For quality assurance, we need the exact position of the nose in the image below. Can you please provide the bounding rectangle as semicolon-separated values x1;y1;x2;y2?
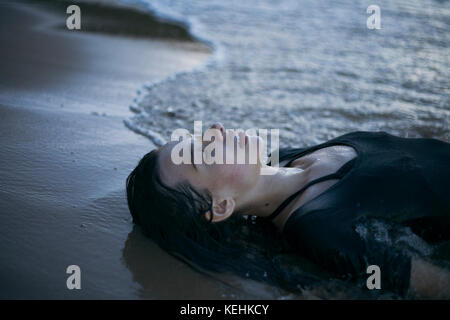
210;122;225;134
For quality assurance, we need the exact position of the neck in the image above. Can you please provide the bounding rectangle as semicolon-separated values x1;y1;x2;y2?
236;164;307;219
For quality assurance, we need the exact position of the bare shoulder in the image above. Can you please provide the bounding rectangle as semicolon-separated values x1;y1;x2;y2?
273;145;358;231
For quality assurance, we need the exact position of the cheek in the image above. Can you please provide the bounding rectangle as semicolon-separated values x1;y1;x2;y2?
200;137;263;193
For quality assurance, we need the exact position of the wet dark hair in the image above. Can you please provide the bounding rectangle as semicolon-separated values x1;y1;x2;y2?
126;149;322;295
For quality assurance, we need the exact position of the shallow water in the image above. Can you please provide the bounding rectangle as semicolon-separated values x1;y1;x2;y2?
119;0;450;299
125;0;449;147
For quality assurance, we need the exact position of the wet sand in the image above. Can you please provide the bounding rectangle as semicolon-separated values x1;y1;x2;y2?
0;1;260;299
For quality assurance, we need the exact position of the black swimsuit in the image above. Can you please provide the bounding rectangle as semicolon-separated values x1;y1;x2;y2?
266;131;450;296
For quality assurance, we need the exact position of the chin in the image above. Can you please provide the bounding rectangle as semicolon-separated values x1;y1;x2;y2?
246;135;265;165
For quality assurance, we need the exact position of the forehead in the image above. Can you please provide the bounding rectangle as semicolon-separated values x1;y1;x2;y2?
158;140;191;188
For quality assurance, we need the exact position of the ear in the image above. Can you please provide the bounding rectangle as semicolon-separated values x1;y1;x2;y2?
204;197;235;223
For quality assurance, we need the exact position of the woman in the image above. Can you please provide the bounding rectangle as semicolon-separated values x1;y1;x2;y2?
126;122;450;299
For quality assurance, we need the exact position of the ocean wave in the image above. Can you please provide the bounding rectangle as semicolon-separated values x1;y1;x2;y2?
122;0;449;147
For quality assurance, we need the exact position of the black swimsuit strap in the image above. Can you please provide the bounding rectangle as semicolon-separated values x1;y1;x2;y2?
265;157;357;222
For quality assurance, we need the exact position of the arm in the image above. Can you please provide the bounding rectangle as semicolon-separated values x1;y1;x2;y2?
408;257;450;299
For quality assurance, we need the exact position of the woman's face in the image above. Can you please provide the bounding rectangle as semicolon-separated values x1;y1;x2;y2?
157;123;264;202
